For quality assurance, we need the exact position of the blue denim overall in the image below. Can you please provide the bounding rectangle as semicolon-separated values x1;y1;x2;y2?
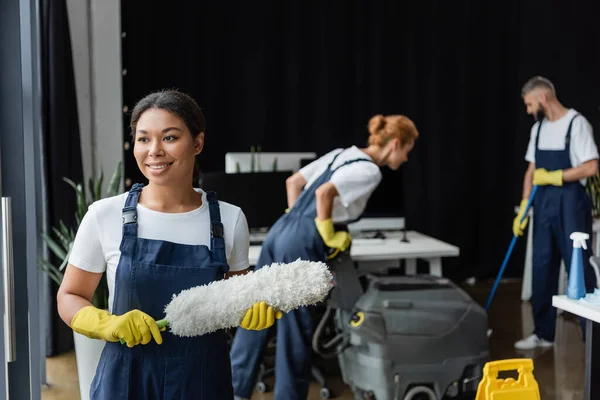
230;150;374;399
532;114;597;341
90;183;234;399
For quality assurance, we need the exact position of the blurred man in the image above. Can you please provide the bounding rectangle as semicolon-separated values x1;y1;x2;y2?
514;76;599;349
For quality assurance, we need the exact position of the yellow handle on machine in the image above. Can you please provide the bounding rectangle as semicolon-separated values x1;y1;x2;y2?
475;358;540;400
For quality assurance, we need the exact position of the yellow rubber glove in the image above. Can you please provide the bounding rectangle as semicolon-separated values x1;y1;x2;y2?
240;301;282;330
512;199;530;237
315;218;352;253
533;168;563;186
71;306;163;348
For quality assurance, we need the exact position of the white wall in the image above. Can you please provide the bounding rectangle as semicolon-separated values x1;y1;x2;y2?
65;0;93;189
66;0;123;194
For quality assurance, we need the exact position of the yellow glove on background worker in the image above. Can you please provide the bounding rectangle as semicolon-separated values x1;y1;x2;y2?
71;306;163;348
240;301;282;330
513;199;530;237
512;168;561;237
533;168;563;186
315;218;352;253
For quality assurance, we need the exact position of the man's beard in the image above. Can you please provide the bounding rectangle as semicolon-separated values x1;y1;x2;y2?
534;105;546;121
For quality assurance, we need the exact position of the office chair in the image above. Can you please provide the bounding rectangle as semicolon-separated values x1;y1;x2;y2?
254;301;335;400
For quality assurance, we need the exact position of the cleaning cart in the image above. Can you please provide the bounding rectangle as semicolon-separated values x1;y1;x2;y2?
313;251;490;400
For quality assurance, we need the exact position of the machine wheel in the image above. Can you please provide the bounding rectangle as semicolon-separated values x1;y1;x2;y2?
255;381;270;393
320;387;331;399
353;389;375;400
403;385;437;400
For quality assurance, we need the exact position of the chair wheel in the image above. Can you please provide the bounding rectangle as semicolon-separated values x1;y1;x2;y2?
320;387;331;399
256;381;269;393
353;389;374;400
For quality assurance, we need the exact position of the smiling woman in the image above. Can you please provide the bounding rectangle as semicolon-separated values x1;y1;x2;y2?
129;91;204;191
56;89;280;399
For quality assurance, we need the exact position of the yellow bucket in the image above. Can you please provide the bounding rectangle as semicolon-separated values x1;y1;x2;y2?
475;358;540;400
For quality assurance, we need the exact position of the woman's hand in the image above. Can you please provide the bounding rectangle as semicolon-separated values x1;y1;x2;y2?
71;306;163;347
240;301;282;330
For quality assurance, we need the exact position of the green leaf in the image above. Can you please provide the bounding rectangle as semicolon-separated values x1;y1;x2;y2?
51;226;71;251
106;161;123;197
42;232;67;260
76;183;87;221
95;170;104;201
58;243;73;272
62;177;78;192
88;177;96;204
59;220;71;240
64;177;88;222
38;258;63;286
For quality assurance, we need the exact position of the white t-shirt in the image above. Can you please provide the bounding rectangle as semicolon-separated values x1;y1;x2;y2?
68;189;250;312
298;146;382;223
525;108;599;185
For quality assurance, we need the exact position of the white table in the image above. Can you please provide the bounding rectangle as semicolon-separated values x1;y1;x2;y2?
552;295;600;400
347;217;405;233
248;230;460;277
518;206;600;301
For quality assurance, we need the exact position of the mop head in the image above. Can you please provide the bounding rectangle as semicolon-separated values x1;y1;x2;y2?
163;259;334;337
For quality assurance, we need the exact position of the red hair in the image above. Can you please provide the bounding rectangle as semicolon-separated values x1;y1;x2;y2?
367;114;419;147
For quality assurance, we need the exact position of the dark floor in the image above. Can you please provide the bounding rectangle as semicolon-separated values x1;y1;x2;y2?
43;279;585;400
467;279;584;400
252;279;585;400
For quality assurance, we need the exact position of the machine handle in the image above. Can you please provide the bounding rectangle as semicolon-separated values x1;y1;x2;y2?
382;299;412;309
483;358;533;376
1;198;16;362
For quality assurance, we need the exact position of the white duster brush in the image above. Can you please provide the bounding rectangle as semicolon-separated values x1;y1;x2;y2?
159;259;333;337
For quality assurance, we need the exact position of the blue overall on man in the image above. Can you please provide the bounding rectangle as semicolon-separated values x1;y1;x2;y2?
514;76;599;350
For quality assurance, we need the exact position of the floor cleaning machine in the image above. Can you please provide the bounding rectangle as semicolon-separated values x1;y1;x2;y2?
313;251;490;400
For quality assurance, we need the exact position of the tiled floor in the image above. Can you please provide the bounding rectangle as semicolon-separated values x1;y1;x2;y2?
41;280;586;399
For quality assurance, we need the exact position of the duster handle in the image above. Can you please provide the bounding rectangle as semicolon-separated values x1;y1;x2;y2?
119;318;170;344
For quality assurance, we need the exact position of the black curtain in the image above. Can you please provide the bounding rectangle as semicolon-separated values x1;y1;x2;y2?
120;0;600;282
40;0;84;356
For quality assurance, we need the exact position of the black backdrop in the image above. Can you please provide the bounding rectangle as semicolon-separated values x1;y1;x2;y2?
41;0;83;356
120;0;600;282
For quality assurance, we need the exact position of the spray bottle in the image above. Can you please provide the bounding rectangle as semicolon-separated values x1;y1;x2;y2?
567;232;589;300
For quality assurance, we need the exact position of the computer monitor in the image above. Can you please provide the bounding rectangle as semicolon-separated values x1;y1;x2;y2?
300;157;315;168
199;171;290;231
360;167;404;218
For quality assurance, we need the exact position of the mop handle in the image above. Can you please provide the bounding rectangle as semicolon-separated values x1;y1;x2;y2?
119;318;169;345
485;185;538;311
518;185;538;223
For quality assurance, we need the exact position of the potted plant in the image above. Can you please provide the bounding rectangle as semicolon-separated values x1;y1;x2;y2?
586;172;600;218
39;161;122;400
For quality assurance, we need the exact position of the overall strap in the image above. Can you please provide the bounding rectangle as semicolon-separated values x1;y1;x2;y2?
534;113;580;150
325;149;345;170
206;191;228;271
331;157;375;173
534;120;543;150
121;183;144;237
298;149;346;196
564;113;580;147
